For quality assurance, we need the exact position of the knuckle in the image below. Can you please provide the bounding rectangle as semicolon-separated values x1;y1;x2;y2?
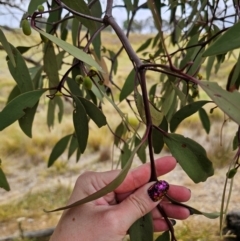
128;194;148;217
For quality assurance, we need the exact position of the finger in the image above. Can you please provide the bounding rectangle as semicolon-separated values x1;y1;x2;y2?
165;185;191;202
113;182;163;230
151;203;190;220
153;219;171;232
117;184;190;203
115;156;177;193
72;156;176;199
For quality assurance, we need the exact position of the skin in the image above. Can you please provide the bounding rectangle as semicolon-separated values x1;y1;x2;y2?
50;156;191;241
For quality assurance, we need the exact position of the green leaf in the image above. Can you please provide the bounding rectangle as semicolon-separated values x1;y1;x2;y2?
44;138;144;212
18;102;39;138
7;85;20;104
0;28;16;67
28;0;46;14
199;108;210;134
206;56;215;80
68;134;78;159
72;96;89;153
0;89;46;131
170;100;211;132
78;97;107;128
0;160;10;191
114;122;127;146
129;213;153;241
48;134;72;167
135;91;163;126
155;231;170;241
47;97;64;129
199;81;240;125
163;133;214;183
136;37;152;53
71;18;79;46
35;29;102;71
7;45;34;93
43;41;60;90
232;131;239;151
121;143;132;168
203;21;240;56
119;69;136;102
66;77;83;97
135;137;147;163
152;117;168;154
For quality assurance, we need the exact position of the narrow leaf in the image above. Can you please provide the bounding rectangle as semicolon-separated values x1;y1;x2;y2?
43;41;60;90
121;143;132;168
0;89;46;131
44;139;144;212
203;21;240;56
119;69;136;102
0;160;10;191
68;134;78;159
78;97;107;128
48;134;72;167
163;133;214;183
129;212;153;241
198;108;210;134
170;100;211;132
136;38;152;53
72;96;89;153
155;231;170;241
199;81;240;125
0;28;16;67
28;0;46;14
135;91;163;126
36;29;102;71
18;102;39;138
7;45;34;93
7;85;20;104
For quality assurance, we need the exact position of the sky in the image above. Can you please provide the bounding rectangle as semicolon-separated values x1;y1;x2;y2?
0;0;153;30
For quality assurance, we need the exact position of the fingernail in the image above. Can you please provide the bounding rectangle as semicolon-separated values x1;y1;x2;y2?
148;180;169;202
170;219;176;226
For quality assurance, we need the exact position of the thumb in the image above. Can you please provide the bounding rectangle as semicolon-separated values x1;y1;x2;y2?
114;181;169;229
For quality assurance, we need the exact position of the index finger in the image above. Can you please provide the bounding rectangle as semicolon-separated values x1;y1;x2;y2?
115;156;176;193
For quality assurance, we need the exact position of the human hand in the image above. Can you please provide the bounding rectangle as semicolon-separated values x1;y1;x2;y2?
50;156;191;241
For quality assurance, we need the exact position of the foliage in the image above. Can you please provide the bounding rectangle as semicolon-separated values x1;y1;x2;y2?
0;0;240;240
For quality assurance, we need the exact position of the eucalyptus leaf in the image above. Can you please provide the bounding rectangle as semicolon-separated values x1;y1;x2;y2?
129;212;153;241
199;108;210;134
68;134;78;159
135;91;163;126
44;139;144;212
163;133;214;183
48;134;72;167
203;21;240;56
0;159;10;191
43;41;60;91
170;100;211;132
35;29;102;71
78;97;107;128
72;96;89;153
7;45;34;93
155;231;170;241
18;102;39;138
199;81;240;125
119;69;136;102
0;28;16;67
27;0;46;14
0;89;46;131
121;143;132;168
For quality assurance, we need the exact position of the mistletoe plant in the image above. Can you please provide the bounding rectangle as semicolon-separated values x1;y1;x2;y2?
0;0;240;240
